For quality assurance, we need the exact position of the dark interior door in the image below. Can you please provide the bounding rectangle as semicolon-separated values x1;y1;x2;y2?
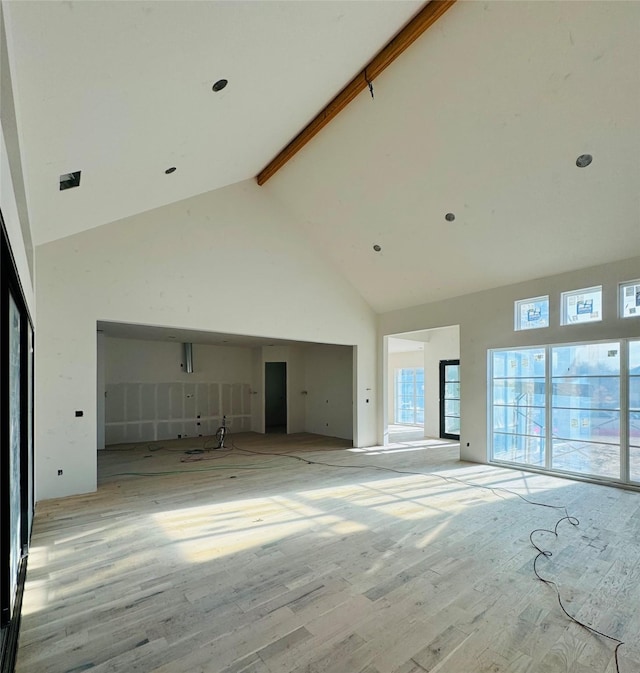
265;362;287;433
440;359;460;440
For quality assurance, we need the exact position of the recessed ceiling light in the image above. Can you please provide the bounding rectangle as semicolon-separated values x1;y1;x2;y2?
373;244;382;252
165;167;177;174
576;154;592;168
59;170;81;191
445;213;455;222
212;79;228;92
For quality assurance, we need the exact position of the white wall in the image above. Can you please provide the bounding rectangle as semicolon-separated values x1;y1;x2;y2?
35;180;377;499
1;4;34;298
2;27;36;535
1;118;34;313
103;337;254;444
303;344;353;440
423;326;459;438
379;256;640;464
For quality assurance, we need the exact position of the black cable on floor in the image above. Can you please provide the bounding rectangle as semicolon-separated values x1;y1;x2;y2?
530;517;624;673
228;433;625;672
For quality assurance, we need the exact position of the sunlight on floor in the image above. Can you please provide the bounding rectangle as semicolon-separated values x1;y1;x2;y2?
149;469;502;564
152;493;370;563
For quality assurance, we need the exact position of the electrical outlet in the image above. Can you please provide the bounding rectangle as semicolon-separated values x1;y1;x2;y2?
57;469;63;476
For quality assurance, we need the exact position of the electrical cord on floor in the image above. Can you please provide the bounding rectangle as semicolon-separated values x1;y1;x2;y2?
104;431;626;670
228;433;625;672
530;516;624;673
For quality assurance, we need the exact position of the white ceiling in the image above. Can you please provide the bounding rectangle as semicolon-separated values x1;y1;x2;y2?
266;0;640;312
4;1;640;315
388;336;425;353
3;0;421;245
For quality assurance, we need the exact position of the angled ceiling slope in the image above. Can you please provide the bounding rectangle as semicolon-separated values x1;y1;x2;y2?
3;0;423;245
265;0;640;312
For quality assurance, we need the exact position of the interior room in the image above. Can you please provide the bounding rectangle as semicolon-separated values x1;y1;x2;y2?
386;326;460;443
1;1;639;672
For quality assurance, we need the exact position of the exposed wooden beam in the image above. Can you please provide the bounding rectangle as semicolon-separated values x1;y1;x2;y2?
256;0;457;186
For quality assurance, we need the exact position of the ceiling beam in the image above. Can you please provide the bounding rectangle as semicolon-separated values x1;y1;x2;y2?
256;0;457;186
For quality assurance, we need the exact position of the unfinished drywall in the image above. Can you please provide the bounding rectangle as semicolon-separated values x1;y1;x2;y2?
379;256;640;465
103;337;253;444
303;344;353;440
35;180;377;499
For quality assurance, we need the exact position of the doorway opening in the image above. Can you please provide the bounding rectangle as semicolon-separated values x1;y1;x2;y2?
265;361;287;434
385;326;460;446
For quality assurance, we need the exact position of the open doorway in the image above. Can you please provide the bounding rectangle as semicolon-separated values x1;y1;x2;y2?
265;361;287;433
385;326;460;445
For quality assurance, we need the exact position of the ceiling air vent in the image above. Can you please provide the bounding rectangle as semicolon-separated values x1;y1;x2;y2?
59;171;81;191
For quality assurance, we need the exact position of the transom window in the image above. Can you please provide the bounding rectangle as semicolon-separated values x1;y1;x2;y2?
620;279;640;319
514;295;549;331
561;286;602;325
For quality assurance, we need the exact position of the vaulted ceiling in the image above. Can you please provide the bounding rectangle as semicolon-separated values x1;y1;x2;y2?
3;0;421;244
4;1;640;313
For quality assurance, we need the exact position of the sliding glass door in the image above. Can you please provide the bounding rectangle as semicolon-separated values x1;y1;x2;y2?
1;210;35;668
490;340;638;486
630;341;640;482
8;293;22;616
550;343;620;478
491;348;545;467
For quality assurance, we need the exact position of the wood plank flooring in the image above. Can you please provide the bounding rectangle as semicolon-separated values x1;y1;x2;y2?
17;433;640;673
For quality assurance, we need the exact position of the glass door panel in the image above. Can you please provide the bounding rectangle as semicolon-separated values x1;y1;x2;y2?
630;341;640;482
440;360;460;440
490;348;545;466
8;293;22;613
551;343;620;479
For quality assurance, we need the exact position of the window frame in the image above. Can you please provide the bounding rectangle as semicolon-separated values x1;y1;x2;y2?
619;279;640;319
393;367;424;426
560;285;603;326
514;295;550;331
488;338;639;487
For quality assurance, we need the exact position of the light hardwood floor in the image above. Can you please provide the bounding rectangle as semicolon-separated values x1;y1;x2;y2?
17;433;640;673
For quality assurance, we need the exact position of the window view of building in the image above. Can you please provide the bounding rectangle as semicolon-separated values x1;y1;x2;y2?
394;367;424;425
620;279;640;319
561;286;602;325
514;295;549;331
490;340;639;484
